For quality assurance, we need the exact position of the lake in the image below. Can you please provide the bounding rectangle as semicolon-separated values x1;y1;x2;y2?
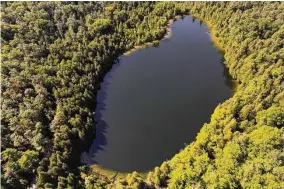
81;16;233;172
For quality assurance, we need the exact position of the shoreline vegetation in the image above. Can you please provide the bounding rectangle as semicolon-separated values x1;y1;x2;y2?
123;18;176;56
196;15;240;92
89;164;148;181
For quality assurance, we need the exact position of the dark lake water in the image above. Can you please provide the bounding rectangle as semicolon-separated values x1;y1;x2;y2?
81;16;233;172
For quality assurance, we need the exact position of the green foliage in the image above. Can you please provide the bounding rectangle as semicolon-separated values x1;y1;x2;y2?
1;2;187;188
18;150;39;171
84;174;108;189
1;1;283;189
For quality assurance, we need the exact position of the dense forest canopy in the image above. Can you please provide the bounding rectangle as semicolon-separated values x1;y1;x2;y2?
1;1;283;189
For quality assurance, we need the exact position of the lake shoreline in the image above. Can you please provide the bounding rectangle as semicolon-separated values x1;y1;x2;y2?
122;17;178;56
122;15;224;58
87;14;233;179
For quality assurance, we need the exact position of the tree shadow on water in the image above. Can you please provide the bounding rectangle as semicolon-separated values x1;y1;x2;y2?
81;74;113;165
220;56;237;92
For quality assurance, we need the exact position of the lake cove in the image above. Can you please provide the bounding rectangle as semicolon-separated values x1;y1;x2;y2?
81;16;233;173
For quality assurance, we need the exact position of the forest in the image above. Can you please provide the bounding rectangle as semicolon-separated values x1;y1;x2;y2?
1;2;283;189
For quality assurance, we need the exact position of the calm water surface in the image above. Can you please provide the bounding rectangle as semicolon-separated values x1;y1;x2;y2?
81;16;233;172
